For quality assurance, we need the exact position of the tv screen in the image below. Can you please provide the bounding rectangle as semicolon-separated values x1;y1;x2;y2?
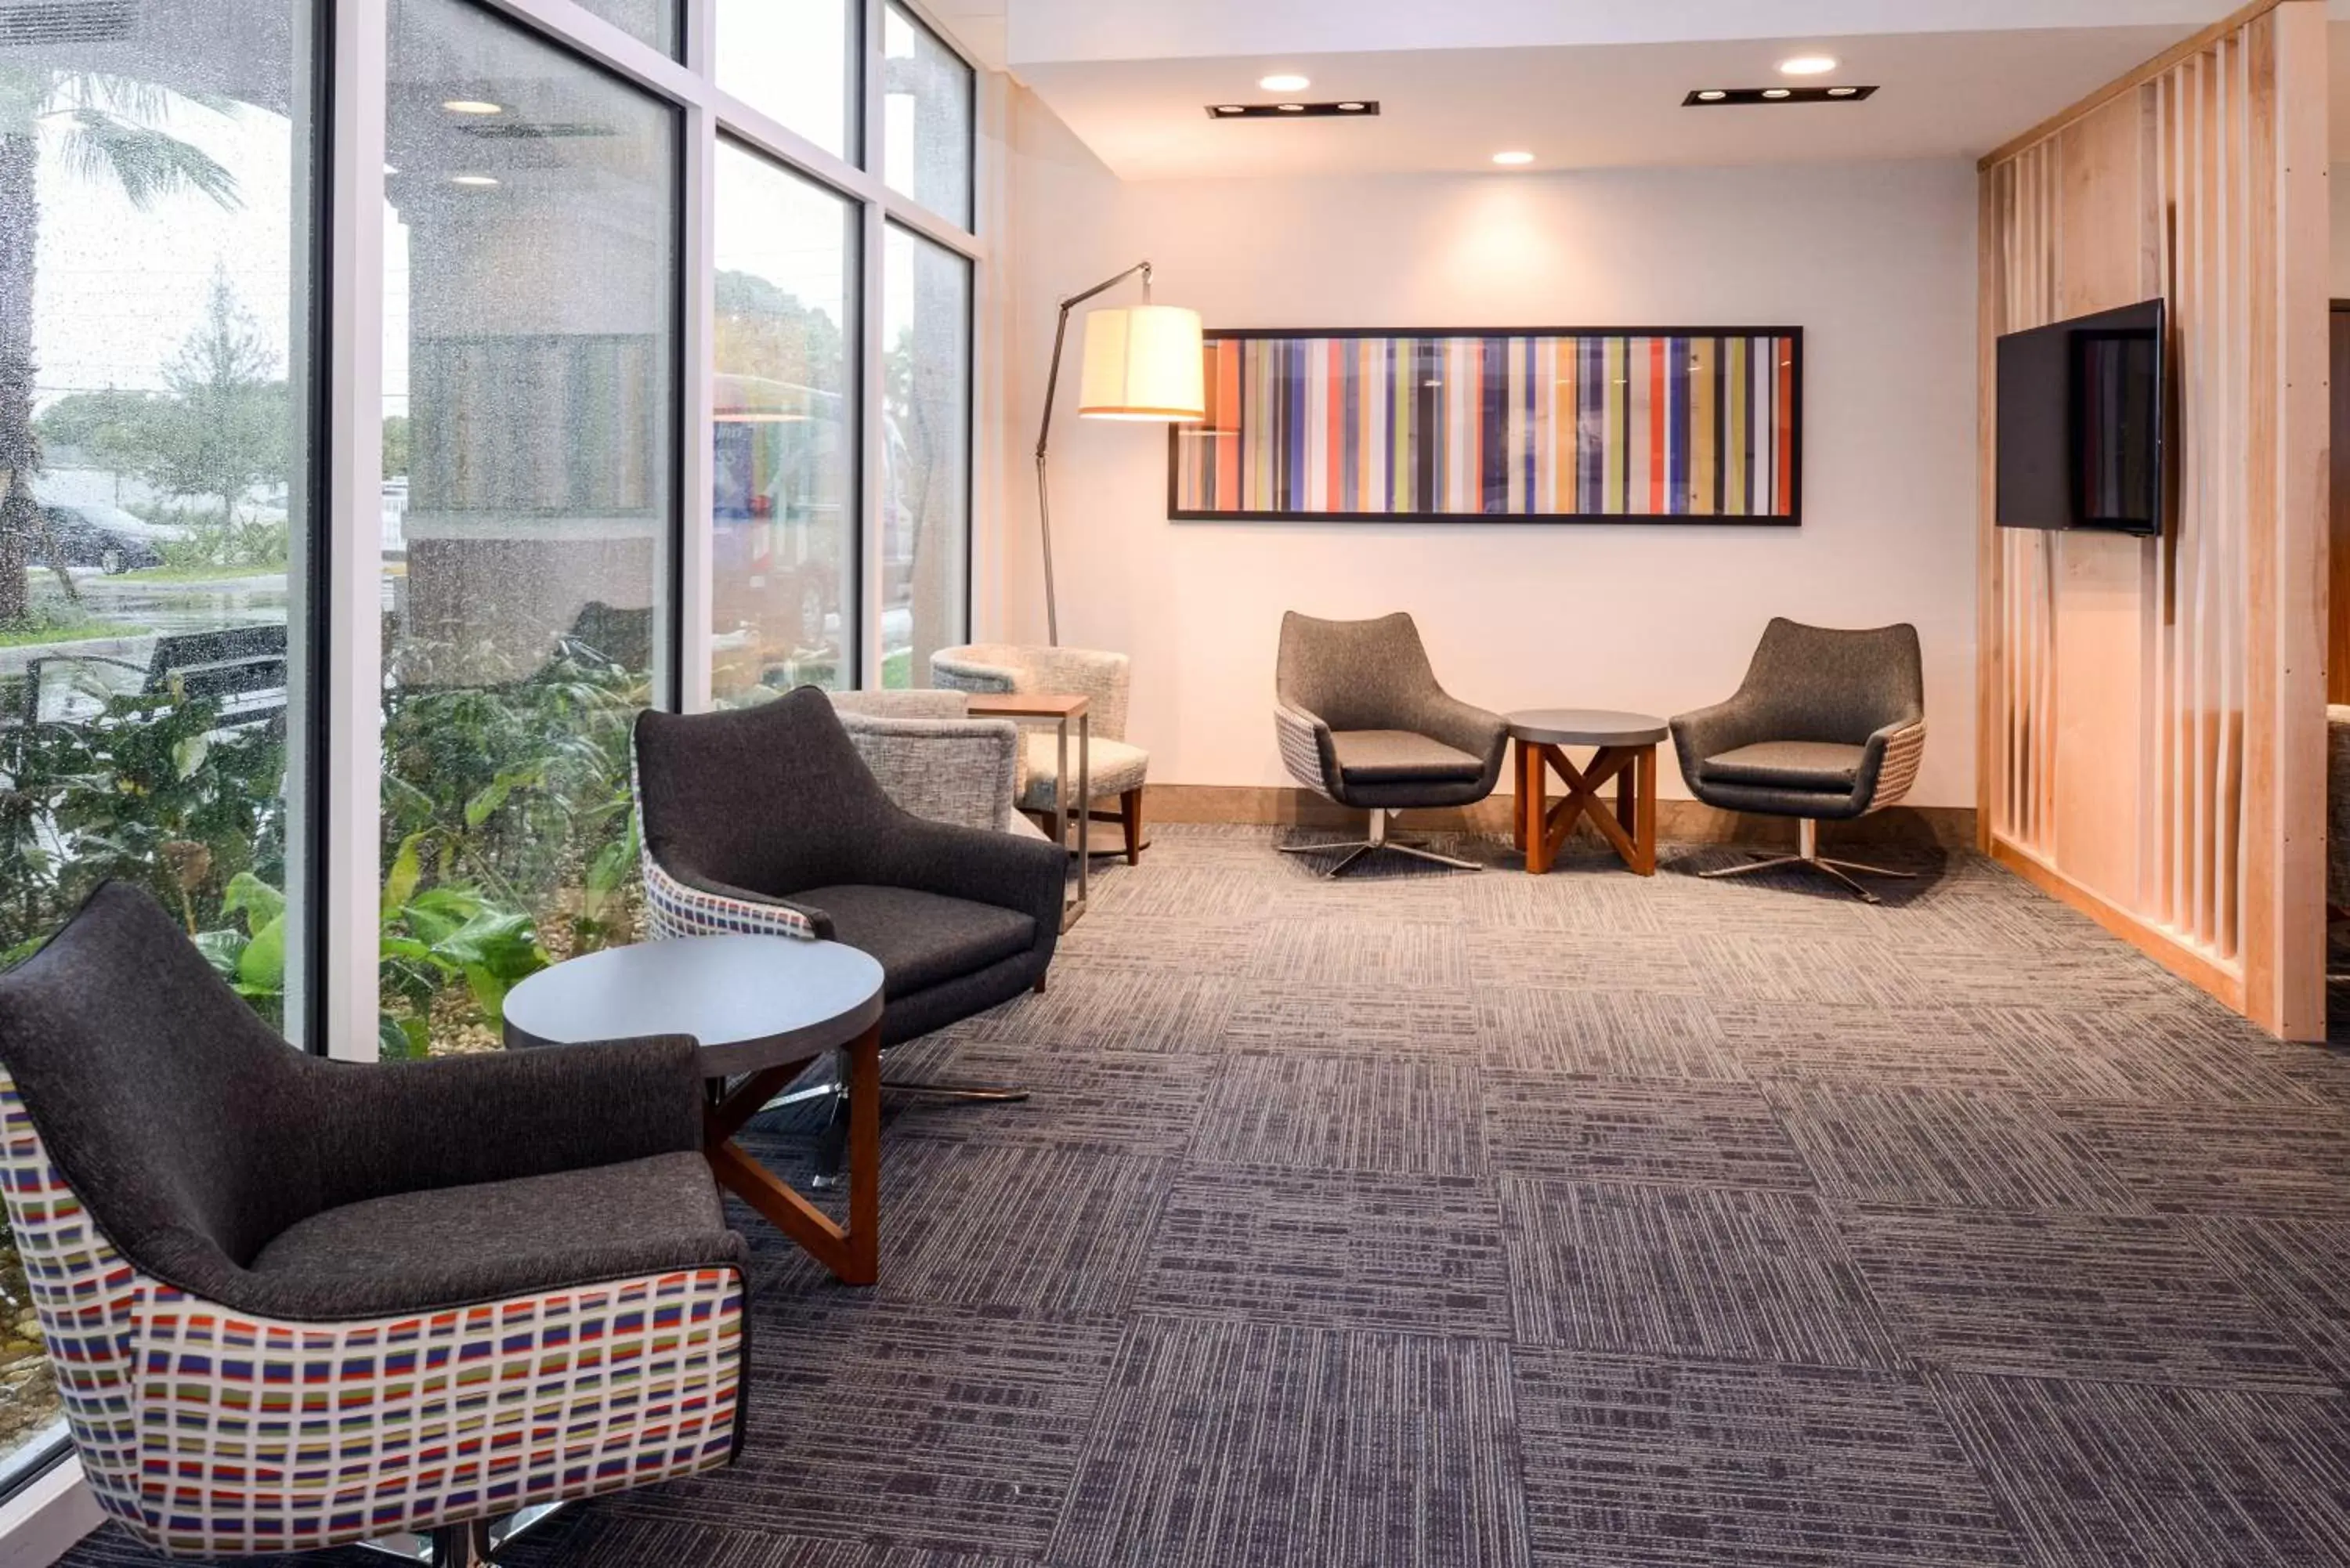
1995;298;2166;535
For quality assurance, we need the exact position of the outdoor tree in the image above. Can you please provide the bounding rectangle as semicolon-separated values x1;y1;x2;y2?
142;265;286;522
0;69;239;623
714;269;846;394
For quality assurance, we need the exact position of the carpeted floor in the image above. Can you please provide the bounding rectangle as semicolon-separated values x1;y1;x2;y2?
61;825;2350;1567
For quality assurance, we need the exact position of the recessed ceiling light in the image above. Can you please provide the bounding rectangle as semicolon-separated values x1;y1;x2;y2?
1277;103;1307;113
1337;101;1367;112
442;99;503;114
1778;56;1838;76
1260;74;1311;92
1215;104;1246;114
1697;89;1727;101
450;174;499;186
1761;88;1792;99
1492;150;1535;166
1827;86;1860;97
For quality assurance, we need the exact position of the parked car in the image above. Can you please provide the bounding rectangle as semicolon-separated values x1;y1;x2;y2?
31;504;189;575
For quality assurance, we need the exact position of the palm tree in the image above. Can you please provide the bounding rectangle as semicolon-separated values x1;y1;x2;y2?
0;68;239;624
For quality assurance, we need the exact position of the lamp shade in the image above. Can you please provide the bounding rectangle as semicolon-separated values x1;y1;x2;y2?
1076;305;1206;421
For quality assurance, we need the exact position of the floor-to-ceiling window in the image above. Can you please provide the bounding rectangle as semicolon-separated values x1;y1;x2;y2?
882;224;971;687
0;0;323;1487
378;0;680;1056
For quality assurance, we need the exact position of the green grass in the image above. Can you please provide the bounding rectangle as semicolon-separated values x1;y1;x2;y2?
880;648;913;689
0;618;149;650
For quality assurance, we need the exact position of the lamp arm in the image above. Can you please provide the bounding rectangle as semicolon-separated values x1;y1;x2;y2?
1034;259;1152;648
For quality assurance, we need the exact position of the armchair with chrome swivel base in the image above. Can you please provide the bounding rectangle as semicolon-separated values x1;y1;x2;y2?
0;884;747;1566
1273;611;1510;876
1671;617;1928;903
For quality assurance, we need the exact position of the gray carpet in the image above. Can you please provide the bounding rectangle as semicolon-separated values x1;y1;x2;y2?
60;826;2350;1567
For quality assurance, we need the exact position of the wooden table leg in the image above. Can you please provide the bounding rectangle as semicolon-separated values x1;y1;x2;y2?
1513;739;1531;854
1526;744;1554;874
1632;744;1657;876
703;1021;882;1286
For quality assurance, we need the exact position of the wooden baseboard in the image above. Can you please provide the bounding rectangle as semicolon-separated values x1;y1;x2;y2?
1142;784;1978;854
1987;836;2251;1015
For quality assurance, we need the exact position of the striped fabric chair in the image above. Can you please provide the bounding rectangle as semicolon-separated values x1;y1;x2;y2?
0;885;747;1566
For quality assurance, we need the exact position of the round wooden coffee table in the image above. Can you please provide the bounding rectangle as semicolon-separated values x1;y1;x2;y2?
504;934;888;1285
1507;709;1670;876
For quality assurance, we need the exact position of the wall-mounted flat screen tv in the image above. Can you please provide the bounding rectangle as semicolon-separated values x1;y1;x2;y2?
1995;298;2167;536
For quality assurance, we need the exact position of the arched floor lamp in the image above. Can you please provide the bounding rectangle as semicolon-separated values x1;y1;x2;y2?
1033;262;1204;646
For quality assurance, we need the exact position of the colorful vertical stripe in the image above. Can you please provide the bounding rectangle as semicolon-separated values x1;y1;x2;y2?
1173;331;1800;522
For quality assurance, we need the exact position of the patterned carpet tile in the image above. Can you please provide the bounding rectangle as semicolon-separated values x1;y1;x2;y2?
1459;856;1684;934
1502;1179;1905;1368
1680;934;1932;1011
1048;1315;1532;1568
747;1140;1175;1321
1658;854;1912;930
1242;917;1471;989
1191;1053;1486;1175
1961;1004;2337;1107
1477;988;1746;1079
1884;946;2189;1012
1712;1002;2031;1090
2046;1100;2350;1216
1138;1166;1511;1338
1467;927;1705;995
516;1516;1039;1568
903;1044;1215;1158
1513;1350;2029;1568
1840;1209;2326;1388
2193;1215;2350;1381
1049;912;1258;974
1758;1080;2141;1212
1933;1372;2350;1568
959;968;1237;1056
1218;983;1483;1059
1484;1071;1812;1188
604;1301;1123;1559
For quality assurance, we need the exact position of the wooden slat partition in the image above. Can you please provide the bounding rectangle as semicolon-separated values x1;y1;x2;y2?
1977;0;2327;1038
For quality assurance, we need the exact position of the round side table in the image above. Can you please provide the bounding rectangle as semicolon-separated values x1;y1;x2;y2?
1506;708;1670;876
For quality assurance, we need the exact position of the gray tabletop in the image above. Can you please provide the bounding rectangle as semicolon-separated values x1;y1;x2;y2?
1506;708;1671;747
503;934;885;1079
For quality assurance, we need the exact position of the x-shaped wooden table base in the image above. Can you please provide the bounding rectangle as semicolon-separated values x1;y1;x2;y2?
702;1021;881;1286
1515;739;1659;876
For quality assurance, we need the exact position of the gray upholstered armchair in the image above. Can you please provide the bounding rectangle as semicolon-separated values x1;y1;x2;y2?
1671;617;1928;902
0;884;747;1566
1274;611;1509;876
931;644;1148;862
826;688;1050;841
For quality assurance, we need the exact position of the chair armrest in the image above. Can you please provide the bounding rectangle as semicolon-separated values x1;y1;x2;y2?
1415;692;1509;769
839;714;1020;833
1274;700;1339;795
1668;698;1765;780
856;811;1068;938
1856;717;1928;812
305;1035;707;1209
643;850;834;941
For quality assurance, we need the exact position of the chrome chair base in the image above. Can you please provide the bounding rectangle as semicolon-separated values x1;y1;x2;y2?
1699;820;1914;904
1278;809;1483;878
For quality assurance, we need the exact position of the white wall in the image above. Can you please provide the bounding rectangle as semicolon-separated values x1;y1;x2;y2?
1001;93;1980;806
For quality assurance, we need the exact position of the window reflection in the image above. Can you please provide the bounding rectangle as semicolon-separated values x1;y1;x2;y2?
882;225;970;687
883;2;974;229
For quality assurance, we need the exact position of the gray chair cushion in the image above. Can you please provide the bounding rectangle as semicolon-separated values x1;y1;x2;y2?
794;884;1037;999
251;1152;728;1318
1704;741;1866;791
1330;729;1486;785
1274;612;1508;810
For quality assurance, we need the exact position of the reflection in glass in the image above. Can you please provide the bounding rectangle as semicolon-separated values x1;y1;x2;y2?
716;0;858;163
882;226;970;688
883;2;974;229
571;0;682;55
0;0;318;1486
713;142;857;703
381;0;678;1057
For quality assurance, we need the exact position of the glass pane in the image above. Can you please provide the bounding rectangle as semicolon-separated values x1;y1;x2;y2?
715;0;858;164
0;0;320;1486
383;0;679;1058
883;3;974;229
572;0;682;56
712;142;857;703
882;226;971;688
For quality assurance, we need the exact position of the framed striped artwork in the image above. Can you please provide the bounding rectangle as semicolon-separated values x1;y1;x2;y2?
1168;328;1802;525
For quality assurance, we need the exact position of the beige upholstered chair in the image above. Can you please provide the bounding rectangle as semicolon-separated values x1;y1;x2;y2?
930;645;1148;863
825;688;1049;841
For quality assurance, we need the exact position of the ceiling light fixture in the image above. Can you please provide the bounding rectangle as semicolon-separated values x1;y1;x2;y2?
1761;88;1791;99
1259;74;1311;92
1204;99;1384;120
1697;89;1727;101
1778;55;1838;76
1277;103;1307;112
1337;101;1367;112
442;99;502;114
1492;150;1535;166
1215;104;1246;114
1684;85;1878;107
450;173;499;186
1827;86;1859;97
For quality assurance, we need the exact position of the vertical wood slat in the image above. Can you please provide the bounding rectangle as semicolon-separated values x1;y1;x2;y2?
1978;0;2326;1038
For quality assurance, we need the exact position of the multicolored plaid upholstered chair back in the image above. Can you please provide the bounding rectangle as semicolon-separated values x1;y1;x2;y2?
0;883;749;1562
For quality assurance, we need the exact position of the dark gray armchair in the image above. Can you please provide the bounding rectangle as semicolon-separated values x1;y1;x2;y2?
1671;617;1928;901
1273;611;1509;876
633;687;1066;1165
0;883;747;1566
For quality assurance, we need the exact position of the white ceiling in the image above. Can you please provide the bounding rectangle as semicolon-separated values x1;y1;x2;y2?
1016;26;2200;181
